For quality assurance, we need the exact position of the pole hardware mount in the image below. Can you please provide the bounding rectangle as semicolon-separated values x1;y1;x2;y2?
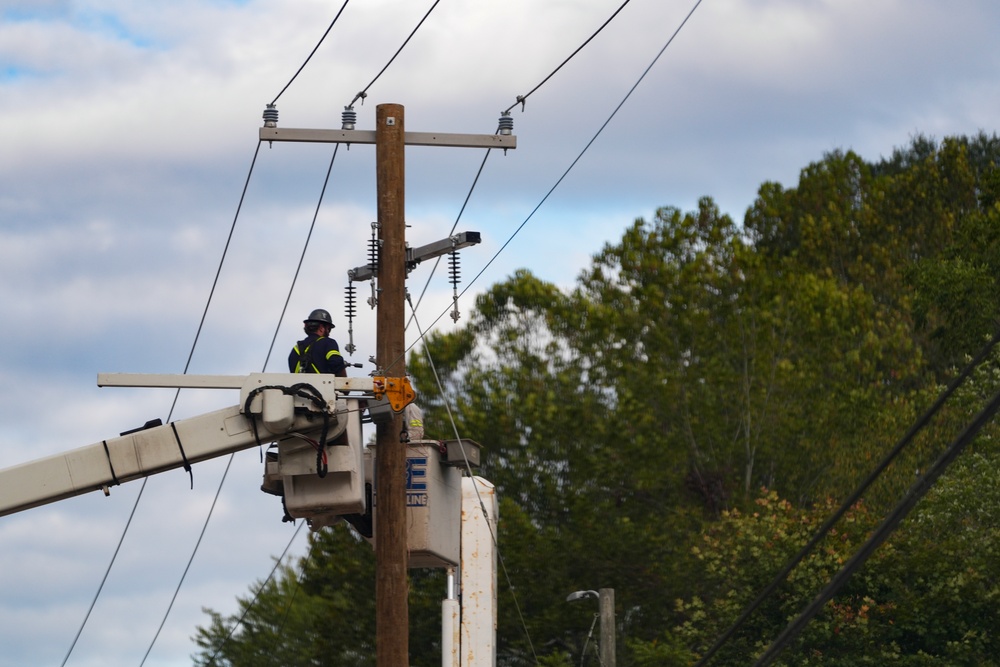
372;376;416;413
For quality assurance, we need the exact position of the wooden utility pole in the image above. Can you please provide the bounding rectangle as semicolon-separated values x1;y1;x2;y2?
375;103;409;667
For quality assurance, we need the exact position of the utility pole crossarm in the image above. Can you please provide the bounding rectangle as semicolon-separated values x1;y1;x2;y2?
260;127;516;150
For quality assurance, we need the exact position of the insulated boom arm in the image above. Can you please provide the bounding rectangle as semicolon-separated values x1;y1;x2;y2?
0;404;262;516
0;372;412;518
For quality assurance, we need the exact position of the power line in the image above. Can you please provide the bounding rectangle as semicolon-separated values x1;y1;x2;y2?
503;0;635;114
263;143;342;370
276;0;653;382
63;128;338;665
46;0;642;660
404;148;493;333
60;140;265;667
407;0;706;345
155;129;344;664
753;383;1000;666
271;0;351;105
204;522;306;666
387;3;705;658
166;141;265;420
476;0;705;287
155;3;470;652
695;326;1000;665
134;145;261;657
405;0;640;333
72;1;701;660
60;481;147;667
350;0;442;107
142;136;345;662
194;97;357;655
155;0;702;658
139;454;237;666
407;296;540;666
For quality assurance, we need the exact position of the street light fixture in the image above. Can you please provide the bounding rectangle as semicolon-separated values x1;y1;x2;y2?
566;588;615;667
566;590;599;603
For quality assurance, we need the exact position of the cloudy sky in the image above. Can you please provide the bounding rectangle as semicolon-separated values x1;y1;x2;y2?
1;0;999;665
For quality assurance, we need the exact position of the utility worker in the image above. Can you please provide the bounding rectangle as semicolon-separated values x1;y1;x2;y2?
288;308;347;377
403;403;424;441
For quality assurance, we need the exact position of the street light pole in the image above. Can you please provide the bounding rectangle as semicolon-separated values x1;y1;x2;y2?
567;588;615;667
599;588;615;667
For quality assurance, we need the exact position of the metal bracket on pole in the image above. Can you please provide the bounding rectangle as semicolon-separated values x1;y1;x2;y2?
371;376;416;413
348;231;482;282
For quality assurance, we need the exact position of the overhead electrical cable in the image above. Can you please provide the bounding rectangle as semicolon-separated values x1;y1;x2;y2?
204;522;306;665
179;6;360;649
166;15;380;650
503;0;634;114
261;144;342;370
73;1;699;660
404;149;493;331
405;0;662;340
142;141;295;665
695;326;1000;665
472;0;705;290
350;0;442;107
63;0;435;657
406;296;540;666
143;140;344;664
60;141;265;667
271;0;351;105
200;137;346;659
753;383;1000;666
139;455;237;666
404;0;706;350
166;140;264;421
59;482;146;667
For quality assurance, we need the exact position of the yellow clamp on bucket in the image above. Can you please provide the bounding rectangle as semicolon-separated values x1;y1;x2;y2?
372;376;416;413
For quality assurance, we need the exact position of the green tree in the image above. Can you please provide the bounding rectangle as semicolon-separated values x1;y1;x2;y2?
654;437;1000;666
572;196;921;507
410;268;691;664
193;527;375;667
193;525;446;667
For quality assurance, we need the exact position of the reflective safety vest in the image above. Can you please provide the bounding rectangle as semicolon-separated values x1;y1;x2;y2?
291;336;342;373
404;403;424;440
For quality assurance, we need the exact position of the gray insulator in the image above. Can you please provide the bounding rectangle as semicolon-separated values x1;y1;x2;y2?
344;284;357;319
448;251;460;286
498;111;514;135
342;106;357;130
262;104;279;128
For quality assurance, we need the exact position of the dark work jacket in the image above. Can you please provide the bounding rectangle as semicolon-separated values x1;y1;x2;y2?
288;334;346;375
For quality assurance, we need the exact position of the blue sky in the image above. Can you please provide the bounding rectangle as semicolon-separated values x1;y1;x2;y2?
2;0;1000;665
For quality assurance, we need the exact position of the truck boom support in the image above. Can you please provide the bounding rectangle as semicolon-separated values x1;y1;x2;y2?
0;372;409;518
